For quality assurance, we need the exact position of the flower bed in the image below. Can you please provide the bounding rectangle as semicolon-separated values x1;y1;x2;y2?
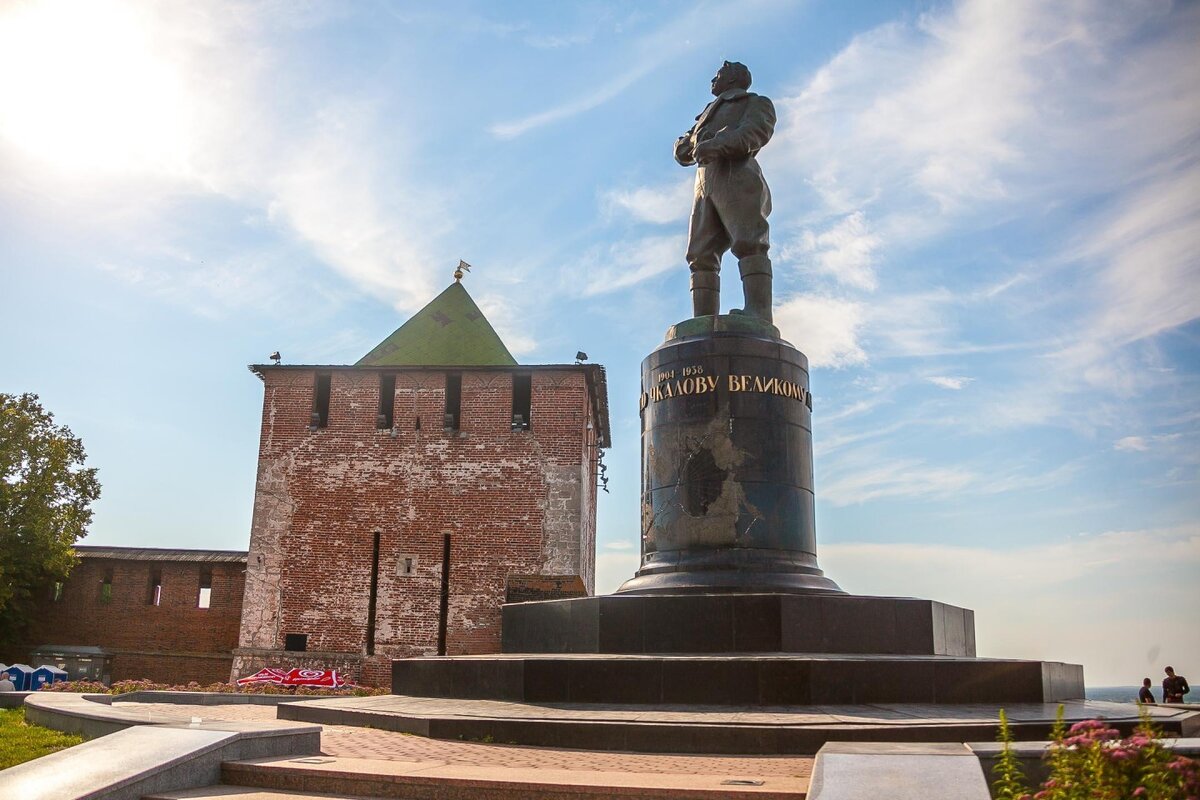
993;707;1199;800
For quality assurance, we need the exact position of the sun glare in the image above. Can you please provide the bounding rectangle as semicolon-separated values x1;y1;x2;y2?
0;0;192;175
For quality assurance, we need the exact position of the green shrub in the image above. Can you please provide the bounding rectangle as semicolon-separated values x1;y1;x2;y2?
993;709;1028;800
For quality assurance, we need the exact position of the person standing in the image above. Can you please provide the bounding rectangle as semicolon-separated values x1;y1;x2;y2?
1138;677;1156;704
0;672;15;692
1163;666;1190;704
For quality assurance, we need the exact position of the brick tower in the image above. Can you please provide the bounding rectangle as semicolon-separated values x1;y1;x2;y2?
232;278;610;686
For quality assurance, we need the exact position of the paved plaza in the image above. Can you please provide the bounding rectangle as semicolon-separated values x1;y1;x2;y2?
114;700;815;783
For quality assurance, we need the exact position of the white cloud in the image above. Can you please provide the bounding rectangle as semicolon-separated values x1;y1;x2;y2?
820;523;1200;685
0;1;455;317
771;3;1032;215
1115;436;1150;452
1074;161;1200;351
488;0;787;138
254;98;449;312
820;398;890;424
603;540;635;550
762;0;1200;454
821;458;975;506
595;550;639;594
580;235;684;296
819;447;1077;506
475;294;537;356
1114;434;1182;453
603;177;694;225
524;31;594;50
489;72;646;140
786;211;880;290
775;294;867;368
773;1;1188;216
96;251;343;320
864;290;958;358
927;375;972;390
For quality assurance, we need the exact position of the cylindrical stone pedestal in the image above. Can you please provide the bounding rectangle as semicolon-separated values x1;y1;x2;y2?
617;322;842;594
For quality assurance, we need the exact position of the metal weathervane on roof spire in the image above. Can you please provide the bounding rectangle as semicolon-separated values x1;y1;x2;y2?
453;260;472;282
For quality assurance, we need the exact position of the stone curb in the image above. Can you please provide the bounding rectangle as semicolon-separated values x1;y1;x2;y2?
113;690;314;705
0;690;34;709
1;692;320;800
808;742;991;800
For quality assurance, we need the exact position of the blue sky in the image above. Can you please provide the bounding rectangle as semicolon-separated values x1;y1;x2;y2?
1;0;1196;686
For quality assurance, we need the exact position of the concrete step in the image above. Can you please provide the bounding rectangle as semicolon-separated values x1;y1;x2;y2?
218;754;809;799
146;787;370;800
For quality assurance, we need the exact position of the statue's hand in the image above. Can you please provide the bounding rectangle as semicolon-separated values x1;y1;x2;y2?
674;134;696;166
694;139;720;164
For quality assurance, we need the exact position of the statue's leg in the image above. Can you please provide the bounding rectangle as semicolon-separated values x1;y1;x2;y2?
690;270;720;317
734;252;772;323
729;236;772;323
686;189;729;318
714;165;773;323
728;226;772;323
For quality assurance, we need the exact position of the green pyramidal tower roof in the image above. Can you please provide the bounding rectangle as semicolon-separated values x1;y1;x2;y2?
357;281;518;367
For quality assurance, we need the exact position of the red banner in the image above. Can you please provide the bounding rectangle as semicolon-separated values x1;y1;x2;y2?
281;668;348;688
236;666;349;688
236;667;288;685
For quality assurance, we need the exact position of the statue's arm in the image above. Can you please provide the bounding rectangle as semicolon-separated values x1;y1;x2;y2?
704;96;776;158
674;127;697;166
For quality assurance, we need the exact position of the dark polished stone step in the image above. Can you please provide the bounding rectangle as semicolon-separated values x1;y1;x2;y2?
282;696;1196;756
392;653;1083;706
502;593;976;657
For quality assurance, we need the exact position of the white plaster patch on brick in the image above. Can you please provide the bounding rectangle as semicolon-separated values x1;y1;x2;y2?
578;459;596;595
541;463;583;576
236;448;297;655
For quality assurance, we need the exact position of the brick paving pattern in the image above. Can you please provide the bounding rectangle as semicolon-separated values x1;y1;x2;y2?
114;702;814;780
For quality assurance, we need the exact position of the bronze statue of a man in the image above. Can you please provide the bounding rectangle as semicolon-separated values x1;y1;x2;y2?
675;61;776;322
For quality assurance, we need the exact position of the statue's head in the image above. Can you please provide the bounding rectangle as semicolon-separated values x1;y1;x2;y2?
711;61;752;96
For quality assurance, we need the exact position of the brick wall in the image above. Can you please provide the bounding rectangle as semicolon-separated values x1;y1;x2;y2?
14;556;245;684
234;365;602;686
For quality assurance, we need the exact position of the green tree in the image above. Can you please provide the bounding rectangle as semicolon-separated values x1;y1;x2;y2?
0;393;100;647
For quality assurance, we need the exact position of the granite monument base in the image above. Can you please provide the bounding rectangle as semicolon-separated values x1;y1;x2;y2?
392;589;1085;707
391;653;1083;706
626;322;843;595
501;593;976;656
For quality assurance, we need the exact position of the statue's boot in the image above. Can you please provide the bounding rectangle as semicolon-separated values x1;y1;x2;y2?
733;254;773;323
691;271;720;317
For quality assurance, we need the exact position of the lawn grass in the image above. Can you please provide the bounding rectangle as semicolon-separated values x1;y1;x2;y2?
0;707;84;770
